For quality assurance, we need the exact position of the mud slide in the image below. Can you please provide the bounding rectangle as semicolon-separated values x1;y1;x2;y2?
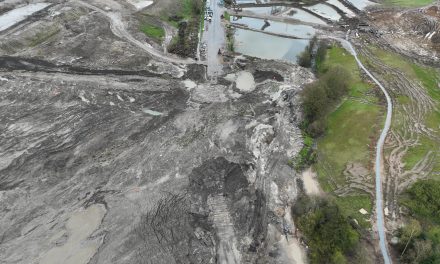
327;34;393;264
74;0;196;65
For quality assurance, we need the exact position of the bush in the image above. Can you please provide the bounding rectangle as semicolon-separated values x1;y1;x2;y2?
395;180;440;263
300;65;351;137
293;196;360;264
298;49;312;68
402;180;440;224
289;134;317;171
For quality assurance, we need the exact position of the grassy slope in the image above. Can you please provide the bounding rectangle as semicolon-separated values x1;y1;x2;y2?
140;23;165;42
383;0;434;7
368;47;440;174
315;46;384;225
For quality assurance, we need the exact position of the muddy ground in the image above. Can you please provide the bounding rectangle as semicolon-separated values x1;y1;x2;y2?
0;1;315;263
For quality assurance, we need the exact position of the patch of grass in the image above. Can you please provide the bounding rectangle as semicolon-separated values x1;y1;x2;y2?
224;11;231;21
397;95;410;104
368;46;440;176
315;46;383;191
28;26;60;47
383;0;434;7
140;24;165;42
335;195;372;228
317;100;381;190
289;133;316;171
180;0;204;19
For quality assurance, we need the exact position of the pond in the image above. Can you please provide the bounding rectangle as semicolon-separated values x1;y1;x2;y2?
232;16;315;38
304;3;341;21
234;28;310;63
0;3;50;32
326;0;356;17
283;8;327;25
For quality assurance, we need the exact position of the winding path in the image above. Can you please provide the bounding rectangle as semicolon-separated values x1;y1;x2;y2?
334;34;393;264
74;0;196;65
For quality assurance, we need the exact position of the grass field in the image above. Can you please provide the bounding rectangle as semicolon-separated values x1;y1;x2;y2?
335;195;372;227
140;23;165;42
383;0;434;7
315;46;383;192
368;46;440;174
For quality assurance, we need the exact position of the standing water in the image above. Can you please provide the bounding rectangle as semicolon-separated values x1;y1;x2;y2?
305;3;341;21
232;16;315;38
234;28;310;63
0;3;50;32
344;0;376;10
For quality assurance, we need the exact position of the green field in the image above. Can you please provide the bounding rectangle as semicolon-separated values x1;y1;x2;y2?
368;46;440;174
383;0;434;7
335;195;372;227
316;46;383;192
140;24;165;42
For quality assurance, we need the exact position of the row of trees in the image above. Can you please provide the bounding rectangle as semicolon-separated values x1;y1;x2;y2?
293;196;360;264
301;65;351;136
297;37;327;69
395;180;440;263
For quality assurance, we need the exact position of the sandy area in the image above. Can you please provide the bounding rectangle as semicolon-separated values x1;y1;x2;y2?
39;204;106;264
302;167;323;196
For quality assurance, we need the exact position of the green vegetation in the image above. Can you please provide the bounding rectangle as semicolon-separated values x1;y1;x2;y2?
223;11;231;21
226;26;234;52
166;0;204;57
395;180;440;263
289;133;316;171
301;66;351;136
367;46;440;174
28;26;60;47
297;37;326;69
383;0;434;7
313;46;383;192
297;47;313;68
140;23;165;42
181;0;204;19
335;195;372;228
402;180;440;224
293;196;360;264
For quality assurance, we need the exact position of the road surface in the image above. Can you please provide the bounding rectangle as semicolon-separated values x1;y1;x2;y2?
204;0;226;76
334;34;393;264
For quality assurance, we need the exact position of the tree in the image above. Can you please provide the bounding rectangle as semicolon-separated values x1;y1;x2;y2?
301;82;328;121
297;49;312;68
295;198;359;264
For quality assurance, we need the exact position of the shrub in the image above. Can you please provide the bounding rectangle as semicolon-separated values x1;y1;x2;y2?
293;197;359;264
402;180;440;224
300;65;351;137
298;49;312;68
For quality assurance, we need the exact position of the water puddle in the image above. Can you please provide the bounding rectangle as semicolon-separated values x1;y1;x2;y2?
235;0;257;3
326;0;355;17
242;6;289;15
232;16;315;38
305;3;341;21
142;108;163;116
127;0;154;10
234;28;310;63
40;204;106;264
344;0;375;10
284;8;327;25
236;71;256;92
183;79;197;90
0;2;50;32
